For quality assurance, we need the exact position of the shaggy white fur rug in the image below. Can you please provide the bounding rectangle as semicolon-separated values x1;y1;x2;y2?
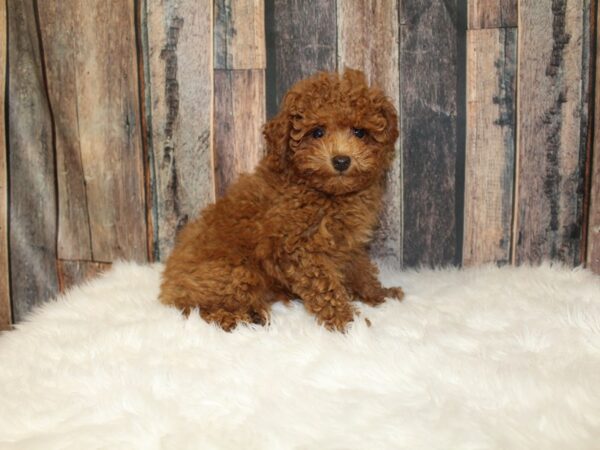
0;263;599;449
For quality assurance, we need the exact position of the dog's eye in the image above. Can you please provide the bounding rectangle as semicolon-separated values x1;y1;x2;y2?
311;127;325;139
353;128;366;139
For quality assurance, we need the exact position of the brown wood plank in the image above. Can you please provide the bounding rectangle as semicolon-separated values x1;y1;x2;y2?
468;0;517;29
400;0;461;267
214;69;266;197
267;0;337;116
464;28;516;266
0;0;9;329
36;1;91;261
514;0;591;265
57;260;111;293
215;0;265;69
337;0;402;266
587;2;600;273
7;0;59;321
143;0;214;260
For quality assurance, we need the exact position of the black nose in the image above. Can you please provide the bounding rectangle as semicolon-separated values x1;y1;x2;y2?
331;155;351;172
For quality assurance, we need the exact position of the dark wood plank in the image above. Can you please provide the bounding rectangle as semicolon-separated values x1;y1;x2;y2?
0;0;9;329
143;0;215;260
337;0;402;266
464;28;516;266
400;0;461;267
468;0;517;29
215;0;265;69
267;0;336;116
214;69;266;197
514;0;591;265
7;0;59;321
587;2;600;273
57;260;111;293
36;1;92;261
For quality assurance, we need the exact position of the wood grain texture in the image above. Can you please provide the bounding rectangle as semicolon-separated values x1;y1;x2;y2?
400;0;460;267
514;0;590;265
468;0;517;29
337;0;402;266
37;1;91;261
57;260;111;293
0;0;9;329
215;0;265;69
268;0;337;116
7;0;58;321
214;69;266;197
144;0;214;260
587;2;600;273
38;0;147;263
464;28;516;266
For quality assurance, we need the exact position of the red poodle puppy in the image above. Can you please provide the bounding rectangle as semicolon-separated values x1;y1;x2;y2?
160;69;404;331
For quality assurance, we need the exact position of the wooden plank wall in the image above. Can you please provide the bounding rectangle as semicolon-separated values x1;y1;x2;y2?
1;0;598;324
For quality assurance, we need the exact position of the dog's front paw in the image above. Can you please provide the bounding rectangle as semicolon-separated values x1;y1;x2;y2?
316;302;356;332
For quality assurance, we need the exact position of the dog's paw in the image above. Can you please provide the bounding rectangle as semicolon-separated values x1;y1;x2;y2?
317;302;356;332
383;286;404;301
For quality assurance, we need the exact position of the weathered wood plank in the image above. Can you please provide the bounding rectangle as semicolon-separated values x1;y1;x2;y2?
7;0;59;321
214;69;266;197
468;0;517;29
464;28;516;266
400;0;461;267
75;1;147;263
514;0;591;265
144;0;214;260
267;0;336;116
57;260;111;293
337;0;402;266
36;1;91;261
215;0;265;69
0;0;9;329
587;2;600;273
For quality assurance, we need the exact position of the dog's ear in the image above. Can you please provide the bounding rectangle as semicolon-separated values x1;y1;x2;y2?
262;92;299;172
379;96;399;146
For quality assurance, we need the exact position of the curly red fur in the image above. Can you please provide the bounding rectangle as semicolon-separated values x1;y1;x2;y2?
159;69;404;331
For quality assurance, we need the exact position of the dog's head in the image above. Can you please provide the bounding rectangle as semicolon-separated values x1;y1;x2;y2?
263;69;399;195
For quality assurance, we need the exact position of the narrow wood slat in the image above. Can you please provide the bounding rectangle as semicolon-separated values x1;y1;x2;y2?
215;0;265;69
7;0;59;321
268;0;337;116
57;260;111;293
515;0;591;265
587;2;600;273
337;0;402;266
0;0;9;329
468;0;517;29
37;1;91;261
464;28;516;266
400;0;461;267
144;0;214;260
214;69;266;197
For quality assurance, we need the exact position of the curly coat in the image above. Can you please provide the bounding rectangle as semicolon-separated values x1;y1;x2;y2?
159;69;404;331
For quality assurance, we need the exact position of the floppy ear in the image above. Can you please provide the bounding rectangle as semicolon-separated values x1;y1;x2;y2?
379;97;399;146
262;102;292;173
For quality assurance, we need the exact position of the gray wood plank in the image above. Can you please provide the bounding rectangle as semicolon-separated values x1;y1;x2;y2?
400;0;461;267
143;0;215;260
514;0;591;265
267;0;337;116
7;0;59;321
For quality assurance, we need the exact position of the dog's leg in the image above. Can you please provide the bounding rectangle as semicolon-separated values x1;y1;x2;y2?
283;255;356;331
345;250;404;306
160;261;271;331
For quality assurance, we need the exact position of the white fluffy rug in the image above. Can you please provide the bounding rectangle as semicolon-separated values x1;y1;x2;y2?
1;263;600;449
